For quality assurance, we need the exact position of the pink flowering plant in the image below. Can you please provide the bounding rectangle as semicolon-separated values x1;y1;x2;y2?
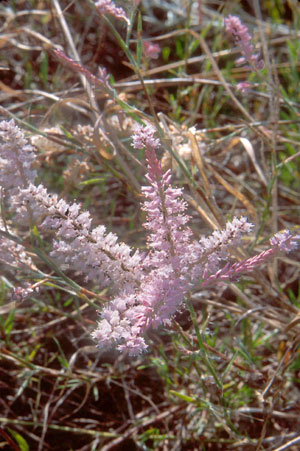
224;15;264;71
1;120;298;355
224;14;264;93
1;2;300;447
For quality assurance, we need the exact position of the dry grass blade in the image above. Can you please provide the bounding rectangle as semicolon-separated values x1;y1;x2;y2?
230;136;268;186
189;130;224;227
272;435;300;451
210;166;258;221
41;97;94;125
93;115;141;192
93;115;116;161
184;192;219;230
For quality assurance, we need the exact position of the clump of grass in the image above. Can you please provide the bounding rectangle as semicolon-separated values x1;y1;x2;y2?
0;1;300;450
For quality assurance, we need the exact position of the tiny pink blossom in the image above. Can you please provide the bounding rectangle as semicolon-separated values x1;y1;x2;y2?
10;284;40;302
143;41;161;59
95;0;129;24
237;82;252;93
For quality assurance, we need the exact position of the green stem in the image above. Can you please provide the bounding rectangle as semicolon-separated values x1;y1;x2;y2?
185;295;222;389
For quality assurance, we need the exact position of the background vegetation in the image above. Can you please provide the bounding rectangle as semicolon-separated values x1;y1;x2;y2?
0;0;299;450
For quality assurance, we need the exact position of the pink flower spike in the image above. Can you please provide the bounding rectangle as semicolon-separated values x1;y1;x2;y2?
200;229;299;288
53;49;112;91
224;14;263;70
1;119;299;357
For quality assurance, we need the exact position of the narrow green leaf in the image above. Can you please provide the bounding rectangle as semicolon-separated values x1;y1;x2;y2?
136;11;143;65
8;428;30;451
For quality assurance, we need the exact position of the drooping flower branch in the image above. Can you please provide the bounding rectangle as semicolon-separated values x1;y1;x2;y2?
201;230;299;287
14;183;142;292
0;120;141;293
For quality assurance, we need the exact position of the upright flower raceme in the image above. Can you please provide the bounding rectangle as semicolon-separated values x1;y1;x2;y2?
135;125;197;323
224;15;263;70
92;125;199;354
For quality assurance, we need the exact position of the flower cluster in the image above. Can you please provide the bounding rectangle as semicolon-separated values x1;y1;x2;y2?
0;119;37;192
201;230;296;288
91;126;299;355
92;125;198;353
15;182;141;292
0;120;141;293
0;219;32;271
10;284;40;302
224;15;263;70
143;41;161;60
95;0;129;24
0;121;299;355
